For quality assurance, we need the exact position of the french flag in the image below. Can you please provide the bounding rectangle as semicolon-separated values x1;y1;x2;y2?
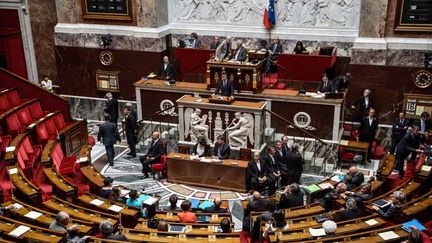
263;0;276;30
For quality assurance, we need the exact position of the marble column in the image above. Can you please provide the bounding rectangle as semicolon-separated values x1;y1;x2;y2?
358;0;388;38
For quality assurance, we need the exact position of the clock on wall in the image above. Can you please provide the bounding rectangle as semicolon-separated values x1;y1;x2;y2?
100;51;114;66
414;70;432;89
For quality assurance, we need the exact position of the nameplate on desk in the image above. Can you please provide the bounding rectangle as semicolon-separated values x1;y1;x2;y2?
5;146;16;152
77;157;89;163
208;235;216;241
207;226;215;232
149;232;158;238
47;112;55;117
13;203;23;209
8;168;18;175
90;199;104;206
166;212;173;217
174;155;181;158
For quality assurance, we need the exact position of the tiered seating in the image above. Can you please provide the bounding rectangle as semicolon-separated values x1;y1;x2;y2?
6;165;41;205
402;191;432;218
0;88;27;115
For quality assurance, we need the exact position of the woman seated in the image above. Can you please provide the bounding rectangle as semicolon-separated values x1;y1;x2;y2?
371;190;406;220
192;137;211;157
220;218;232;233
292;41;308;55
177;200;197;223
110;186;126;203
100;177;113;199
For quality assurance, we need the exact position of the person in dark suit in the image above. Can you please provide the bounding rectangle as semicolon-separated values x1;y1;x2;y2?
332;72;352;93
390;111;409;154
213;135;230;159
264;147;281;190
203;197;228;213
337;198;361;221
412;111;430;143
278;183;304;209
265;37;283;75
344;166;364;191
292;41;308;54
158;56;176;80
342;183;372;205
140;131;165;178
371;190;405;220
316;182;347;210
100;220;127;240
242;191;277;232
186;32;201;49
191;137;211;157
275;140;288;187
214;71;234;98
351;89;374;118
286;143;304;185
209;36;221;50
247;151;275;195
316;73;334;94
231;39;247;62
98;114;119;166
104;92;119;126
281;135;290;157
358;108;379;162
395;125;423;178
124;105;138;158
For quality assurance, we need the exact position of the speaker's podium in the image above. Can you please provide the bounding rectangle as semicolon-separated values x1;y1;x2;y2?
206;60;264;94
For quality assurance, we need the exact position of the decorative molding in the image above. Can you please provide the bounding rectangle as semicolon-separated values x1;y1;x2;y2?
353;37;432;51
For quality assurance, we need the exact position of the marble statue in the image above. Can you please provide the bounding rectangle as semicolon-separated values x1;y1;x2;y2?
185;108;209;143
226;112;254;147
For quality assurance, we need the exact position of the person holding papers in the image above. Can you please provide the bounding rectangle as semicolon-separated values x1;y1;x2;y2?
371;190;406;220
191;137;211;157
49;211;89;243
214;71;234;99
178;200;197;223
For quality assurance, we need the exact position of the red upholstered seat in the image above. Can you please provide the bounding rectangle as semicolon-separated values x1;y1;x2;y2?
0;162;15;201
0;95;10;112
0;135;11;153
339;146;355;165
17;107;34;127
87;136;96;146
21;136;41;167
7;90;21;106
371;141;385;160
45;118;58;139
151;155;167;179
6;113;23;136
53;113;66;130
52;143;76;176
28;101;45;119
36;123;49;144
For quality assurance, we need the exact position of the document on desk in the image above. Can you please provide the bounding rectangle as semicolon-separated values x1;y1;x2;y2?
365;219;379;226
24;211;43;219
378;231;399;240
108;205;123;212
8;168;18;175
309;228;326;237
318;182;333;190
340;140;349;146
421;165;432;172
8;225;31;238
143;197;158;205
90;199;104;206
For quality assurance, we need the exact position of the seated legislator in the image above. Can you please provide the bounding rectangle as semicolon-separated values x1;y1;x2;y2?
344;166;364;191
161;194;181;212
178;200;197;223
265;37;283;75
261;210;289;240
342;183;372;205
371;190;406;220
316;73;334;94
100;220;127;240
243;191;277;231
158;55;176;80
126;190;146;218
220;218;232;233
320;220;337;239
337;198;361;221
247;151;275;195
316;182;347;210
213;135;230;159
110;186;127;203
215;36;232;61
192;137;211;157
278;183;304;209
140;131;165;179
185;32;201;49
100;177;114;199
49;211;89;243
203;197;228;213
231;39;247;62
214;71;234;98
292;41;308;54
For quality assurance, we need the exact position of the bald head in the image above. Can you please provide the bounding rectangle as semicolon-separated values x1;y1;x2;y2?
56;211;70;225
214;197;222;206
348;166;358;174
152;131;160;140
252;191;261;200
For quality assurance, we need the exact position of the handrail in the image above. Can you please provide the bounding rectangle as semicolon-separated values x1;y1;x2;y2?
137;104;178;124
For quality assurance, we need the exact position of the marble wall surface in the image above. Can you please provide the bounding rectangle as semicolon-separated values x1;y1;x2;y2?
358;0;387;38
351;48;430;66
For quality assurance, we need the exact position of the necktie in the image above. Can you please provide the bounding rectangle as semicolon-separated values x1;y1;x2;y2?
218;146;222;157
272;44;276;53
223;80;226;87
323;82;327;90
421;121;425;132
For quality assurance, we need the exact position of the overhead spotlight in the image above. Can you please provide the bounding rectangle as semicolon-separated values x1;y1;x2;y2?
100;34;113;49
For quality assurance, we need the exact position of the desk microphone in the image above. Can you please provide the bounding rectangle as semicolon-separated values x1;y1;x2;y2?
218;177;221;198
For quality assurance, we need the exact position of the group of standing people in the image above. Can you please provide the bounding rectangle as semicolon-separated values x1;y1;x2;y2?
247;135;304;195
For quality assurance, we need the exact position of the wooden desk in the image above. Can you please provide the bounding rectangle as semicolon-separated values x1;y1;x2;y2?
0;216;65;242
207;60;264;93
43;167;77;201
133;222;240;237
340;140;370;163
123;229;239;243
7;165;41;205
79;165;105;195
402;191;432;217
378;154;396;178
167;152;248;192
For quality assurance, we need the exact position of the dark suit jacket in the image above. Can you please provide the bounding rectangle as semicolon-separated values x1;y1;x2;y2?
353;96;373;116
209;41;221;50
203;205;228;213
339;209;361;221
332;74;348;92
213;143;230;159
316;80;334;93
344;172;364;191
158;63;176;80
275;149;287;174
359;116;379;142
413;119;431;133
215;79;234;97
188;38;201;49
392;118;409;138
105;234;127;240
98;121;118;145
264;154;279;180
192;143;211;157
278;192;303;209
104;98;119;122
147;139;165;160
396;132;420;157
125;111;138;134
232;46;247;62
377;204;401;219
247;159;272;182
285;150;304;170
268;43;282;57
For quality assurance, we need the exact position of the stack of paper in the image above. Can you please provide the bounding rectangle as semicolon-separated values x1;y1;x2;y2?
143;197;158;205
12;203;23;209
8;225;31;238
90;199;104;206
8;168;18;175
304;184;321;193
365;219;379;226
421;165;432;172
108;205;123;212
24;211;42;219
378;231;399;240
318;183;333;190
309;228;326;237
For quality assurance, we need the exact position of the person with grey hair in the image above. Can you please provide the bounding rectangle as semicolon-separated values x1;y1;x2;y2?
100;220;127;240
372;190;406;220
317;182;347;210
215;36;232;61
103;92;119;126
286;143;304;185
338;198;361;221
321;220;337;238
231;39;247;62
278;183;304;209
49;211;89;243
344;166;364;190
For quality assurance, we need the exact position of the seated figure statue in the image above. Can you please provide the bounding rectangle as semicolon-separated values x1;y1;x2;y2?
227;112;253;147
189;109;209;143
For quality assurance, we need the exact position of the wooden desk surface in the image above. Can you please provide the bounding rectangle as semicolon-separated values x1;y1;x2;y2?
8;166;39;197
43;168;76;193
123;233;239;243
0;216;64;242
78;194;139;216
79;165;105;188
133;223;240;236
402;191;432;216
340;140;369;150
206;60;263;69
167;152;248;168
261;89;299;97
177;95;266;110
134;80;208;91
152;212;229;224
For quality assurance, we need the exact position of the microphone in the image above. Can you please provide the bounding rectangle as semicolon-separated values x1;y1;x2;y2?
218;177;221;198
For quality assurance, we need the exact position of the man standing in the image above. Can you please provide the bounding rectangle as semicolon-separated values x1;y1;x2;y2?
281;135;290;157
286;143;304;185
275;140;288;187
351;89;374;119
104;92;119;126
390;111;409;154
98;114;119;166
395;125;423;178
413;111;430;143
231;39;247;62
247;151;275;195
213;135;230;160
358;108;379;162
158;56;176;80
264;147;281;190
214;71;234;98
215;36;232;61
332;72;352;93
140;131;165;178
124;105;138;158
